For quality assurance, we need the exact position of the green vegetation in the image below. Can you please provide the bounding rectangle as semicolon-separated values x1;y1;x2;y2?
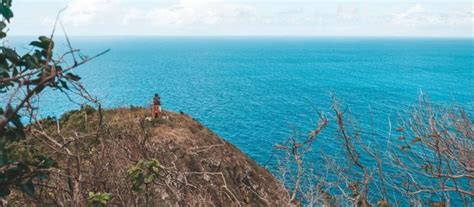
0;0;105;198
127;159;162;193
87;192;112;207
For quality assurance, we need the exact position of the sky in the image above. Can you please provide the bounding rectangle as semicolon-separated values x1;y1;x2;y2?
7;0;474;37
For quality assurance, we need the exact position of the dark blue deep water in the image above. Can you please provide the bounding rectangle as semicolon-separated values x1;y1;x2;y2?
10;36;474;167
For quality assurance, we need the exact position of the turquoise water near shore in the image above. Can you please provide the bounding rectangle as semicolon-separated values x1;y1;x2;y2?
10;37;474;165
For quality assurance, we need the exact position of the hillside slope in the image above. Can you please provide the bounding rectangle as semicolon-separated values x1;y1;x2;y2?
13;107;289;206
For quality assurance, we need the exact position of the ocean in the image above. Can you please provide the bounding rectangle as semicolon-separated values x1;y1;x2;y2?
10;36;474;168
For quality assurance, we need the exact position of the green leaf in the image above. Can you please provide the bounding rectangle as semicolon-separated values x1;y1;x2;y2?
0;21;6;30
19;179;35;197
0;187;10;197
33;36;54;50
3;48;18;63
30;78;41;85
65;73;81;81
37;171;48;180
5;162;28;179
39;36;51;43
0;141;6;166
23;55;37;69
0;61;7;73
36;155;55;168
0;5;13;22
9;113;25;140
144;174;154;184
11;66;18;77
2;0;12;7
29;41;44;49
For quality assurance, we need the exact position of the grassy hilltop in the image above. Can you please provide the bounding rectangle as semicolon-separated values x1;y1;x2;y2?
8;107;288;206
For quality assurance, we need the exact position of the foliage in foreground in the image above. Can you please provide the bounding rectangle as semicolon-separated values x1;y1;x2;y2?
0;0;105;197
275;97;473;206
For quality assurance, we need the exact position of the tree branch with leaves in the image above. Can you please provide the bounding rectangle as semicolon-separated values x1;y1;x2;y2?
0;0;108;197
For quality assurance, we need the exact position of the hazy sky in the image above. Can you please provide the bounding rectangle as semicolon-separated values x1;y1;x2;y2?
8;0;474;37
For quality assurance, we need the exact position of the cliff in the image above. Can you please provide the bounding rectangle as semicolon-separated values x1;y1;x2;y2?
12;107;289;206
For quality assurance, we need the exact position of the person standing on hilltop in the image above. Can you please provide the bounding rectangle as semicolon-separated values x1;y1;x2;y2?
152;94;161;118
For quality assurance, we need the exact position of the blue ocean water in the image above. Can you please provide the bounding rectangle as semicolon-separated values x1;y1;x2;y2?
9;37;474;166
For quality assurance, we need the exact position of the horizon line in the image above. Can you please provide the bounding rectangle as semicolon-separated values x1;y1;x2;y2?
8;34;474;39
